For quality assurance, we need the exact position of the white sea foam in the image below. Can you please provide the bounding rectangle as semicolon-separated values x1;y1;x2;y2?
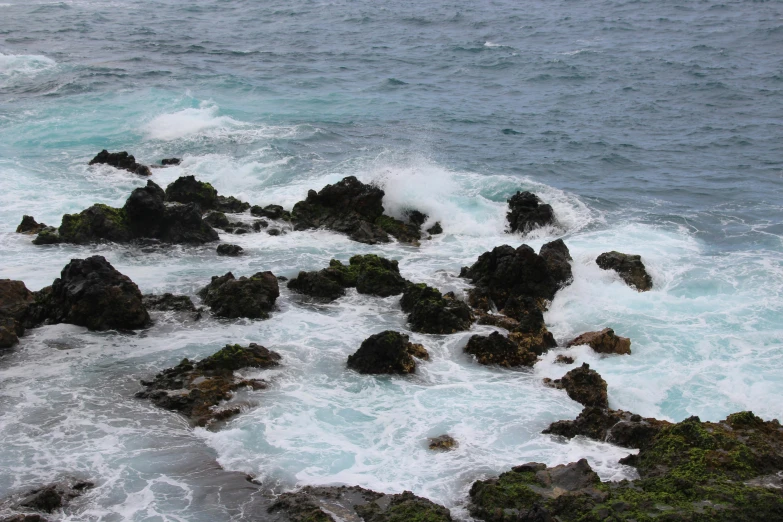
0;52;56;76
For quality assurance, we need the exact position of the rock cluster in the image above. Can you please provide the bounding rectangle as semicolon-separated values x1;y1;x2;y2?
89;150;151;176
596;251;653;291
347;331;429;374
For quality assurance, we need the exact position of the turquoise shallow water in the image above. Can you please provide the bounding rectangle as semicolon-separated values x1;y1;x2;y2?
0;0;782;520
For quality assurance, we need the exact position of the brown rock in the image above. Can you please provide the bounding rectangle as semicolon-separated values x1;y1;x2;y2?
544;363;608;408
428;434;458;451
567;328;631;355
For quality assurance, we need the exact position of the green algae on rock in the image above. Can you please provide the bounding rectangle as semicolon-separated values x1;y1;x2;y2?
400;283;473;334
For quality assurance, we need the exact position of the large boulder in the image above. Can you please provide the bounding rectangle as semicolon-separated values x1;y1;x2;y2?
136;343;280;426
400;284;472;334
198;271;279;319
347;331;428;375
544;406;670;450
544;363;608;408
506;191;556;234
37;256;150;331
288;255;409;301
596;251;653;291
460;240;572;308
89;150;151;176
464;331;538;367
567;328;631;355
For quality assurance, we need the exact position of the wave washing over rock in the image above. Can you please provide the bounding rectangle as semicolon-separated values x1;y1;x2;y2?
1;0;783;520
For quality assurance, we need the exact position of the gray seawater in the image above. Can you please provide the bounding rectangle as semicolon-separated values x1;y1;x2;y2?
0;0;782;520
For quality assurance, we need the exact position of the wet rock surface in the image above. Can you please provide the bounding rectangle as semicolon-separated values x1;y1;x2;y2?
288;255;409;301
567;328;631;355
428;434;458;451
89;149;151;176
0;479;94;518
136;343;280;426
544;363;608;408
465;331;538;367
596;251;653;291
15;216;47;235
400;284;473;334
160;157;181;165
216;243;243;256
506;191;556;234
347;331;428;375
544;406;670;450
142;293;197;312
0;279;36;348
198;271;279;319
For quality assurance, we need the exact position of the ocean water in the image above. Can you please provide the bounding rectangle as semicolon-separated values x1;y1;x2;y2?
1;0;782;520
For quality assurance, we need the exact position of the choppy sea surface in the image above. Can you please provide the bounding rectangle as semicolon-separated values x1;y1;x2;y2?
1;0;782;520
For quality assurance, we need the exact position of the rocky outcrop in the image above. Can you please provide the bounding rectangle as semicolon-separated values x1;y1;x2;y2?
506;191;556;234
460;239;573;308
216;244;243;256
288;255;409;301
15;216;47;235
35;256;150;331
400;284;472;334
89;150;151;176
544;363;608;408
544;406;670;450
198;271;279;319
347;331;428;375
290;176;425;244
33;181;219;245
596;251;653;291
136;343;280;426
268;486;452;522
142;293;197;312
428;434;458;451
567;328;631;355
465;331;538;367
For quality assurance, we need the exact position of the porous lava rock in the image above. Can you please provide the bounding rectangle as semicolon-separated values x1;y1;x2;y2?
89;150;151;176
596;251;653;291
288;255;409;301
198;271;279;319
464;331;538;367
506;191;556;234
400;284;472;334
136;343;280;426
544;363;608;408
567;328;631;355
347;331;428;375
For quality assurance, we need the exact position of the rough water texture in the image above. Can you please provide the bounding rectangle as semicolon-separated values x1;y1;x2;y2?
0;0;782;520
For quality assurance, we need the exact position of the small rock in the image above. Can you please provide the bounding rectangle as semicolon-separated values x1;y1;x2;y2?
544;363;608;408
465;331;538;367
16;216;47;235
426;222;443;235
89;150;151;176
160;157;181;165
198;271;279;319
428;434;457;451
555;354;575;364
266;228;281;236
216;244;243;256
596;251;653;291
506;191;556;234
347;331;427;375
567;328;631;355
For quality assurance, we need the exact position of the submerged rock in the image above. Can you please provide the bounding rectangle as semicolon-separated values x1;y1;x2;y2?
198;271;279;319
460;239;573;307
347;331;428;375
136;343;280;426
400;284;472;334
15;216;47;235
567;328;631;355
506;191;556;234
544;363;608;408
251;204;290;221
142;293;197;312
465;331;538;367
216;243;243;256
428;434;458;451
89;149;151;176
426;222;443;235
596;251;653;291
3;479;95;515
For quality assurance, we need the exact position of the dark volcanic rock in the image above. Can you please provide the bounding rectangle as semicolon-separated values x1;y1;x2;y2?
567;328;631;355
0;278;40;346
136;343;280;426
460;240;572;307
216;244;243;256
198;271;279;319
400;284;472;334
251;204;290;221
89;150;152;176
288;255;409;301
142;293;197;312
544;406;670;450
544;363;608;408
268;485;452;522
16;216;47;235
539;238;573;288
465;331;538;367
554;354;575;364
14;479;94;514
160;157;181;165
596;251;653;291
216;195;251;214
426;222;443;235
2;515;48;522
502;296;557;356
164;175;218;210
506;191;556;234
204;211;230;229
347;331;428;375
38;256;150;331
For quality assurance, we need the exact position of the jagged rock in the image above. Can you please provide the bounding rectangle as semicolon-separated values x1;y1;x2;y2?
268;485;452;522
465;331;538;367
554;354;574;364
347;331;428;375
544;363;608;408
164;175;219;209
428;434;458;451
36;256;150;331
30;227;60;245
89;150;151;176
198;271;279;319
506;191;556;234
460;240;572;307
160;157;181;165
142;293;197;312
469;459;605;522
544;406;670;450
400;284;472;334
251;204;290;220
426;222;443;235
288;255;409;301
215;195;250;213
290;176;422;245
13;479;94;514
567;328;631;355
216;244;243;256
136;343;280;426
596;251;653;291
502;296;557;356
539;238;573;288
16;216;47;235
